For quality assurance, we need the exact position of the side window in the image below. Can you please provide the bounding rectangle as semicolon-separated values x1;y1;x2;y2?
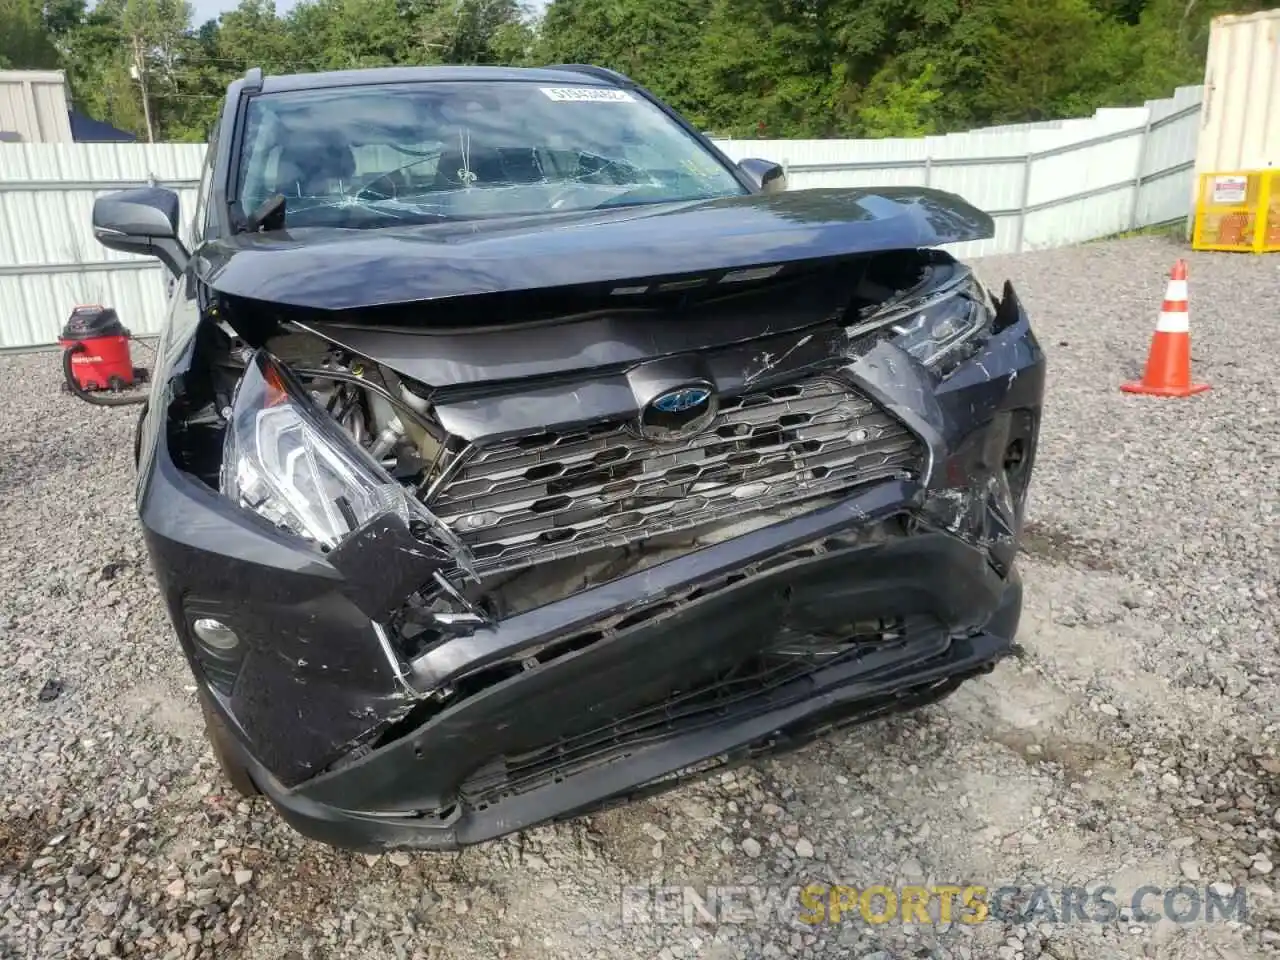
191;110;220;245
237;107;280;211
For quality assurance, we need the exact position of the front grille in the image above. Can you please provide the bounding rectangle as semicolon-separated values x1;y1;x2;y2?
459;619;913;811
431;377;923;574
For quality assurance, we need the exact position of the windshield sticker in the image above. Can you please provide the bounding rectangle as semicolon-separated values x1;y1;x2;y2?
540;87;636;103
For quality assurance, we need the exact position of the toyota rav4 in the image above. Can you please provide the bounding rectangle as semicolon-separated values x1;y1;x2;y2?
92;64;1045;851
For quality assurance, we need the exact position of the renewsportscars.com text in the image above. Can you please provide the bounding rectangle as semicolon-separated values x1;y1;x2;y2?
620;883;1249;928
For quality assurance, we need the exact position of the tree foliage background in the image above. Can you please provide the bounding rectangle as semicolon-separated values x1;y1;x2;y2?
0;0;1268;142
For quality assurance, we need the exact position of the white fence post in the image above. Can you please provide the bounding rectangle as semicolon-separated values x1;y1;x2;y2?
1129;113;1154;232
1015;153;1034;253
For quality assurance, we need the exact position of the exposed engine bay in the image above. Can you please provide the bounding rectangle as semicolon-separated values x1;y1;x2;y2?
166;248;988;663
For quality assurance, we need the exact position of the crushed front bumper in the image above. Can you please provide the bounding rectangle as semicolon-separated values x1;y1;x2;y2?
246;518;1024;851
141;284;1044;852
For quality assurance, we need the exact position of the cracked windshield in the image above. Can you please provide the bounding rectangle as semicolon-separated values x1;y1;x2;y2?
236;81;749;227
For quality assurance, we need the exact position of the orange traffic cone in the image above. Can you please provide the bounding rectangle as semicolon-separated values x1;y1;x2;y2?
1120;260;1211;398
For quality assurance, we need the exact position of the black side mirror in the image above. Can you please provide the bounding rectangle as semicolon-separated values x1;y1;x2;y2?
92;187;189;278
737;158;787;194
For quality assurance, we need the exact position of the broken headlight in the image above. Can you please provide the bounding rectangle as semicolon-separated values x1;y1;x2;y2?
857;271;996;374
220;350;417;549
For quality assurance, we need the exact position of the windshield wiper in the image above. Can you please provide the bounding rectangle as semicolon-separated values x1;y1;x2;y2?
234;193;287;234
588;186;691;211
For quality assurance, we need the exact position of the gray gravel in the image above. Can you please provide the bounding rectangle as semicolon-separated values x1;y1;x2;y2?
1;234;1277;960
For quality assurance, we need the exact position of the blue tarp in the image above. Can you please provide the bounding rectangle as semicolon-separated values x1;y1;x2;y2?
68;111;137;143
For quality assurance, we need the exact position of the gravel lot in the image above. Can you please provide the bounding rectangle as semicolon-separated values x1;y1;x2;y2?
1;234;1277;960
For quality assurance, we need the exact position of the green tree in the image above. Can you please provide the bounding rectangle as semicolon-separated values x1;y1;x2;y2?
1102;0;1270;106
215;0;294;73
960;0;1130;125
110;0;193;140
420;0;532;64
856;62;943;138
16;0;1274;145
0;0;63;68
61;3;144;137
538;0;713;120
285;0;410;69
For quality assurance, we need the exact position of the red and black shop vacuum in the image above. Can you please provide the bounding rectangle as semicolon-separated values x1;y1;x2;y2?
59;304;149;407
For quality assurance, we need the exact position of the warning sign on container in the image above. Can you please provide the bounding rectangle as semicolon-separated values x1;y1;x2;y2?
1211;175;1248;204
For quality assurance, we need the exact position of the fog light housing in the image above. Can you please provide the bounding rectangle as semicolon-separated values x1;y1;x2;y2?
186;605;247;696
1003;409;1039;519
193;618;240;652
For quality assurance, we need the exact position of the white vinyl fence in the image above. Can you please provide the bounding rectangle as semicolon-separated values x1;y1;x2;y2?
0;85;1202;350
713;84;1203;261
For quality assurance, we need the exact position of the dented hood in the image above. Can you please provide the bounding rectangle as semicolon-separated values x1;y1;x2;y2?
195;187;993;312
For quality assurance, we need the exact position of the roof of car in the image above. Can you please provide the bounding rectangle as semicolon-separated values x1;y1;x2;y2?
258;65;622;94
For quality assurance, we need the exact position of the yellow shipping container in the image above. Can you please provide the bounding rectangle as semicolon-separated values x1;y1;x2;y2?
1192;170;1280;253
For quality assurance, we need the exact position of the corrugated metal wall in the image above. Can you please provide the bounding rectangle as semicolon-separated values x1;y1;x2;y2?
1195;9;1280;181
0;71;74;144
0;87;1203;349
0;143;204;348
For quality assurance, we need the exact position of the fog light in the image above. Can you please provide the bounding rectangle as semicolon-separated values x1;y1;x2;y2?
192;618;240;652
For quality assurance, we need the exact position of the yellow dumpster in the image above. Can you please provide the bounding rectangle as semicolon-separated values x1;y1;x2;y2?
1192;170;1280;253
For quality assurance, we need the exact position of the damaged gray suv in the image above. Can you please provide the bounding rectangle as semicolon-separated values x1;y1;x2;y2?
92;64;1044;851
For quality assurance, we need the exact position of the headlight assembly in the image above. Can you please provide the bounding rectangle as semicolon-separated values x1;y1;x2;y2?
851;268;997;375
220;350;436;550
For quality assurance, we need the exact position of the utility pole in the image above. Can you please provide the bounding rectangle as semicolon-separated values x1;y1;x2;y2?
131;37;155;143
